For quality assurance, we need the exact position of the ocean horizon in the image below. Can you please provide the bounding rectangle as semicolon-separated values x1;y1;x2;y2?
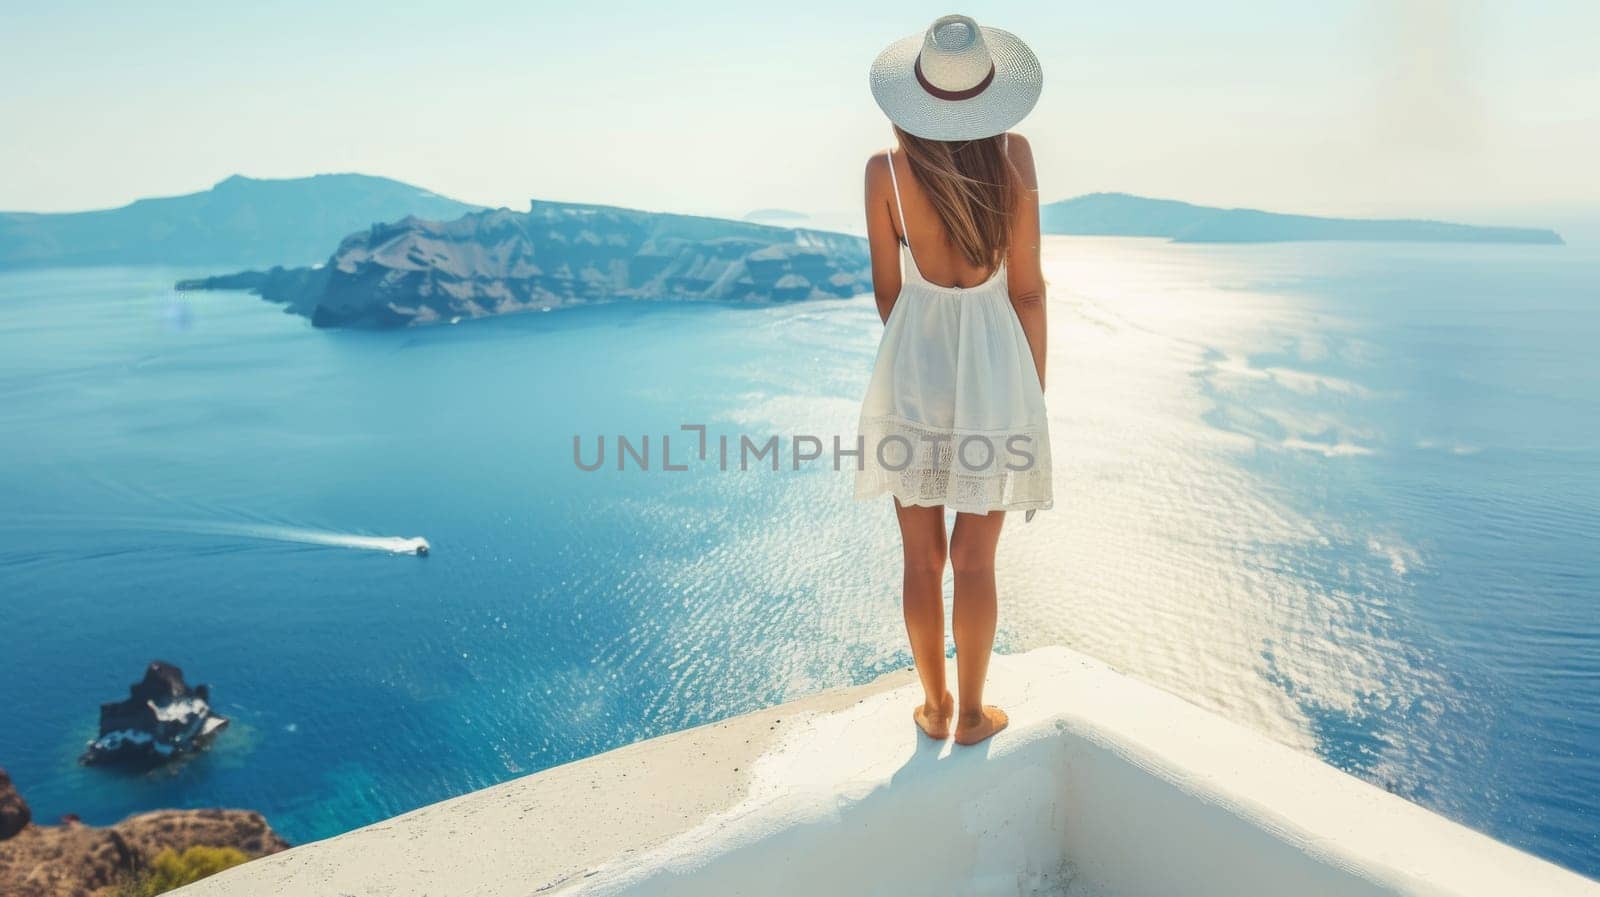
1;236;1595;878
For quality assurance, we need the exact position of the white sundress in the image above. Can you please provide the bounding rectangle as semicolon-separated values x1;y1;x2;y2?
854;145;1054;516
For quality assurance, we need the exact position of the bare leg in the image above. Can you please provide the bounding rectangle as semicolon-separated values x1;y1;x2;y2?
949;510;1009;745
893;499;954;739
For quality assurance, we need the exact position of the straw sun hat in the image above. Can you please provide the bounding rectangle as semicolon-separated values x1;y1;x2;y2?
869;14;1042;142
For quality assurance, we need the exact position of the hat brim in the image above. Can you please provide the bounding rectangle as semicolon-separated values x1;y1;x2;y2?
869;26;1042;142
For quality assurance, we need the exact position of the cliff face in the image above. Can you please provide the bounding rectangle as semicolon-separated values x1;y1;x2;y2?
178;200;872;329
0;770;29;841
0;794;286;897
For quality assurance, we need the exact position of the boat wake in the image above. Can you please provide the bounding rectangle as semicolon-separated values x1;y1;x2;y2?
201;524;430;555
5;514;433;557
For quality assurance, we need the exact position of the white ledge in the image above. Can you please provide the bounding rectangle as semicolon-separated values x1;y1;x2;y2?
178;647;1599;896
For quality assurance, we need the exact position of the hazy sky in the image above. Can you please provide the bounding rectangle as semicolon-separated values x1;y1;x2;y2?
2;1;1595;228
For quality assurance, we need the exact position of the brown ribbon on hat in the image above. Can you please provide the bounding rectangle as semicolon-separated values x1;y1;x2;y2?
914;56;996;101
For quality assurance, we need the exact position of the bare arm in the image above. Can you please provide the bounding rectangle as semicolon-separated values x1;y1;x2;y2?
863;152;904;324
1003;134;1047;390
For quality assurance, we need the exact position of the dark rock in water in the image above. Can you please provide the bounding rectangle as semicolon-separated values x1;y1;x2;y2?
177;199;873;329
79;662;229;768
0;768;30;841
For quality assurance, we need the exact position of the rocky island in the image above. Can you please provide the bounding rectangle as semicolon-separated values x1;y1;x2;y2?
80;662;229;768
178;200;872;329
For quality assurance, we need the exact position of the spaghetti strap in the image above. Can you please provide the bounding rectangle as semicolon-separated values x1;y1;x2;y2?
886;149;912;252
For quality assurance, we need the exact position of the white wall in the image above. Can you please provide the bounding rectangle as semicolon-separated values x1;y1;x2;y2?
178;648;1600;897
569;649;1595;897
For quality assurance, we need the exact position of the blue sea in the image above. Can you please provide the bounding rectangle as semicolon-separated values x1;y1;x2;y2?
0;237;1595;877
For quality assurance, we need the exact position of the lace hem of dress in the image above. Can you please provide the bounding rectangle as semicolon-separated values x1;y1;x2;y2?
852;414;1054;514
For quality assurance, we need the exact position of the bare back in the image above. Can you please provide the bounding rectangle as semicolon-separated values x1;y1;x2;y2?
863;132;1046;316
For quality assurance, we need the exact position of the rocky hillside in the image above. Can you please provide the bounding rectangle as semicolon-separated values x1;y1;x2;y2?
178;200;871;329
0;769;287;897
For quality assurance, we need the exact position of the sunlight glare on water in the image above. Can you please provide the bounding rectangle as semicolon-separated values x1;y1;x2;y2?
1;238;1595;873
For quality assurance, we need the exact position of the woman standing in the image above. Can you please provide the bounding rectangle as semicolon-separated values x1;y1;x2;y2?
855;15;1052;746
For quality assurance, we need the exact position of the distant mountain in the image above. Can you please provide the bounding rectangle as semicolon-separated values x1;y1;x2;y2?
1041;193;1564;245
0;174;482;269
744;209;811;224
178;200;871;329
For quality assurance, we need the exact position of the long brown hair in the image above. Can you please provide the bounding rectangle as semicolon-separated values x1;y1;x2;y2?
892;125;1018;269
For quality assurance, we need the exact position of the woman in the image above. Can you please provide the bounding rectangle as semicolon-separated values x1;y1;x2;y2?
855;15;1052;746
